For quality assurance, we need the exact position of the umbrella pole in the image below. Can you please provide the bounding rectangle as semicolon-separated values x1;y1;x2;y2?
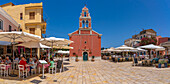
10;37;17;77
51;41;53;59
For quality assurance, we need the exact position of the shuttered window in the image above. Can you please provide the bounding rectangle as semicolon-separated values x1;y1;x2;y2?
29;12;35;19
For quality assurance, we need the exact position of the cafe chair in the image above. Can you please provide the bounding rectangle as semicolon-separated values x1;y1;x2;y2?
0;64;8;77
49;63;56;74
14;60;19;70
31;63;37;75
57;60;63;73
18;65;28;79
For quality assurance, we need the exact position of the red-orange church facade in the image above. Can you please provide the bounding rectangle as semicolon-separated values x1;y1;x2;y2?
68;6;102;61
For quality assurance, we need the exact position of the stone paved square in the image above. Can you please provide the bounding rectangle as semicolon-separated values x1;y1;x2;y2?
0;60;170;84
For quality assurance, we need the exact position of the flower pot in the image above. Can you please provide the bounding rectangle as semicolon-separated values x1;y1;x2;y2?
91;58;95;62
75;58;79;62
158;64;161;68
155;64;158;68
168;65;170;68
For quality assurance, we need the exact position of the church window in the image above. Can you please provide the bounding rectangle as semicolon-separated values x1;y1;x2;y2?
85;41;87;44
82;20;85;28
84;12;87;17
86;21;88;27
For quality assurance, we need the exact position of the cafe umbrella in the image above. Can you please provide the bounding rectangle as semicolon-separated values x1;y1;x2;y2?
138;44;165;58
0;31;41;77
40;37;73;59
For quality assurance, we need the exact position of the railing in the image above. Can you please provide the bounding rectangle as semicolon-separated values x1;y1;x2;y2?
0;29;21;32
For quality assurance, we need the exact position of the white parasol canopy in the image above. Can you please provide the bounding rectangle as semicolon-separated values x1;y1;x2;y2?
139;44;164;49
53;45;73;49
16;41;51;48
40;37;73;59
56;50;69;54
40;37;73;46
0;31;40;42
136;48;147;51
115;45;137;50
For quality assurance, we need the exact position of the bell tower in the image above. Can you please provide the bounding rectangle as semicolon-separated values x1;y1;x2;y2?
79;5;92;29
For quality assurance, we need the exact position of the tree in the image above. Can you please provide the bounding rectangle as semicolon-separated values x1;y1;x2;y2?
140;37;157;46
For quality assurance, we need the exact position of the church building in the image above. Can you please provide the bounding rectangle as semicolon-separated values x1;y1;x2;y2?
68;5;102;61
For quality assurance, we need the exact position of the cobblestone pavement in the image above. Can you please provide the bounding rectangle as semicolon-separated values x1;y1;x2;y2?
0;60;170;84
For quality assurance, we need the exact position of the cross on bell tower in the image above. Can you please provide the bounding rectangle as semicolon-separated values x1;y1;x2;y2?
79;5;92;29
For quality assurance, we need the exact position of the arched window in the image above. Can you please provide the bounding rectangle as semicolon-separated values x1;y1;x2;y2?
86;20;88;27
82;20;85;28
0;19;3;30
84;12;87;17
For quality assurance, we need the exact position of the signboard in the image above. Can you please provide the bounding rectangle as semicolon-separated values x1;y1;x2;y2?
39;60;47;64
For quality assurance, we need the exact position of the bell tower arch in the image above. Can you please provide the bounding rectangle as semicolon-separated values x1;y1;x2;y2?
79;5;91;29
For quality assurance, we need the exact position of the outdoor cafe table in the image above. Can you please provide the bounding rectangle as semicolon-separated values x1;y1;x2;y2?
39;60;48;79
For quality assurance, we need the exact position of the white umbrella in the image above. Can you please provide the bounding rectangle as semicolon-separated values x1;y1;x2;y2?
0;31;41;77
115;45;137;57
139;44;165;58
16;41;51;48
56;50;70;54
139;44;164;49
53;45;73;49
106;47;122;52
115;45;136;50
136;48;147;51
40;37;73;59
40;37;73;46
0;31;40;42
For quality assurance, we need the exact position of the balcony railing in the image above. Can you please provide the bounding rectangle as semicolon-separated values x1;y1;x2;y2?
0;29;21;32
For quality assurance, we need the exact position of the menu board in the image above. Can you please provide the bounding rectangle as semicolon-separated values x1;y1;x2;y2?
39;60;47;64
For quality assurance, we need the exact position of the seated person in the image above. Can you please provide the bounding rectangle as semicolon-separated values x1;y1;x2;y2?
5;57;11;64
32;56;37;62
0;57;2;63
29;58;35;73
19;57;27;70
141;54;145;60
26;56;30;63
14;56;20;62
49;58;54;68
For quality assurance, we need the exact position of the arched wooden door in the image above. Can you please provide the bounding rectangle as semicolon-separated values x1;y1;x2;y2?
83;52;88;61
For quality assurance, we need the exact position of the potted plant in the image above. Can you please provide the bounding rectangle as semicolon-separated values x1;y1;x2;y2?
75;55;79;62
158;61;162;68
155;64;158;68
91;56;95;62
168;64;170;68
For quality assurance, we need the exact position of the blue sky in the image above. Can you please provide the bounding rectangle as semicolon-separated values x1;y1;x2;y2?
1;0;170;48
